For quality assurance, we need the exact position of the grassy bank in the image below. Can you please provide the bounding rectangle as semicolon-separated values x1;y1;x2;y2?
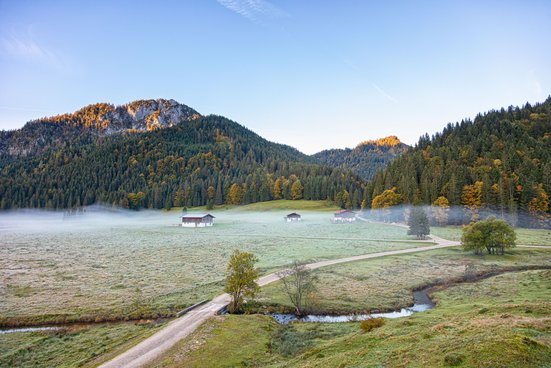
0;321;164;368
150;269;551;367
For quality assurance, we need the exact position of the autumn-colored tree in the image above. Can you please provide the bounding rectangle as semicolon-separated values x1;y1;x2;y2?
224;250;260;313
273;178;282;200
227;183;243;205
371;187;402;222
462;181;483;221
342;190;351;209
207;186;215;200
528;184;550;220
371;187;402;209
290;179;303;200
432;195;450;225
127;191;146;210
528;184;549;225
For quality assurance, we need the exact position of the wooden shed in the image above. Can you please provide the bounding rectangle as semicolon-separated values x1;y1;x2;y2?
333;210;356;223
181;213;215;227
284;212;302;222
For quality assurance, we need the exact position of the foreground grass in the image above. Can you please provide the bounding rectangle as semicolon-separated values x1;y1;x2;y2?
148;314;276;367
256;247;551;314
152;269;551;367
0;321;164;368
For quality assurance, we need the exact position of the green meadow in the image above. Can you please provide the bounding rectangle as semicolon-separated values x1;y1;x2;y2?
150;268;551;368
0;201;422;327
1;200;550;367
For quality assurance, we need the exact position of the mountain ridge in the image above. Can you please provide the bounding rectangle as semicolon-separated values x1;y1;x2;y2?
0;99;201;157
313;136;410;181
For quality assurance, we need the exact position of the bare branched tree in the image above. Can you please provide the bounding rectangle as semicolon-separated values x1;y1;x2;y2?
277;261;318;316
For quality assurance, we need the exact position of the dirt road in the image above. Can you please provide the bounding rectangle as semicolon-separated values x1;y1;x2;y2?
99;235;459;368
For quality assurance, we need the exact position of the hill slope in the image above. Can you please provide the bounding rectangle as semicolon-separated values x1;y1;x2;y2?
313;136;409;181
0;99;201;158
364;98;551;227
0;101;364;210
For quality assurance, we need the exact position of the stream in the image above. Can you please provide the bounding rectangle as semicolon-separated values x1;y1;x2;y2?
0;326;63;335
270;289;435;324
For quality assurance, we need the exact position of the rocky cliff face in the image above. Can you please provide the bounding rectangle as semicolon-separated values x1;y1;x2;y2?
0;99;201;157
33;99;201;134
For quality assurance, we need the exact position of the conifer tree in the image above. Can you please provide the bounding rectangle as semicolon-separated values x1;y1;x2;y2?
407;207;430;239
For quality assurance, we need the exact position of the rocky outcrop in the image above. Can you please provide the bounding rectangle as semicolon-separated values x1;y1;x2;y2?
0;99;201;157
32;99;201;134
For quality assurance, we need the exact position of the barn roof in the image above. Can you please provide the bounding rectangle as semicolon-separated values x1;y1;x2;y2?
286;212;301;217
181;213;215;219
334;210;356;216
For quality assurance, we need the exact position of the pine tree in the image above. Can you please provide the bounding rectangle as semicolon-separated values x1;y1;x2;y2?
407;207;430;239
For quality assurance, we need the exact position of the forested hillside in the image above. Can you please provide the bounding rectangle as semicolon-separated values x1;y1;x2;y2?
363;98;551;227
0;104;365;210
313;136;409;181
0;99;200;158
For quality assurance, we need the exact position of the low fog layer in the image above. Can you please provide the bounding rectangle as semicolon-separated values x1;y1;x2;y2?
1;204;544;237
0;205;174;234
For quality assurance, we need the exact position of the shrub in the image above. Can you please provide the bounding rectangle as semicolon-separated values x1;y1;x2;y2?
444;352;465;366
359;317;385;332
270;325;314;357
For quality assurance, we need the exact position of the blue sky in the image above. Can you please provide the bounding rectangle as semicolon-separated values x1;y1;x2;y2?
1;0;550;153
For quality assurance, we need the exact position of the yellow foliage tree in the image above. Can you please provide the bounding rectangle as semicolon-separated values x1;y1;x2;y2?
528;184;550;224
273;178;282;200
227;183;243;205
371;188;402;222
290;179;303;200
462;181;483;221
432;195;450;225
371;187;402;209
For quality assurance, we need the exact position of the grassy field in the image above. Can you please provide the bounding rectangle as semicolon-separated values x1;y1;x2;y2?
255;247;551;314
150;269;551;368
0;321;164;368
2;200;550;367
430;225;551;245
0;201;424;326
172;199;340;213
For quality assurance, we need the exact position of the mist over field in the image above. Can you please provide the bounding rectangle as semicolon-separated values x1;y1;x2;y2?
1;205;428;326
0;206;172;233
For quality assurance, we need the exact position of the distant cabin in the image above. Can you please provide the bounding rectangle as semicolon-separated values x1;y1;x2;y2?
333;210;356;223
284;213;302;222
181;213;215;228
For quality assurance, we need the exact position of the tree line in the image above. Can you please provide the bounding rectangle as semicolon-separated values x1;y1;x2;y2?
0;115;365;210
363;98;551;228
